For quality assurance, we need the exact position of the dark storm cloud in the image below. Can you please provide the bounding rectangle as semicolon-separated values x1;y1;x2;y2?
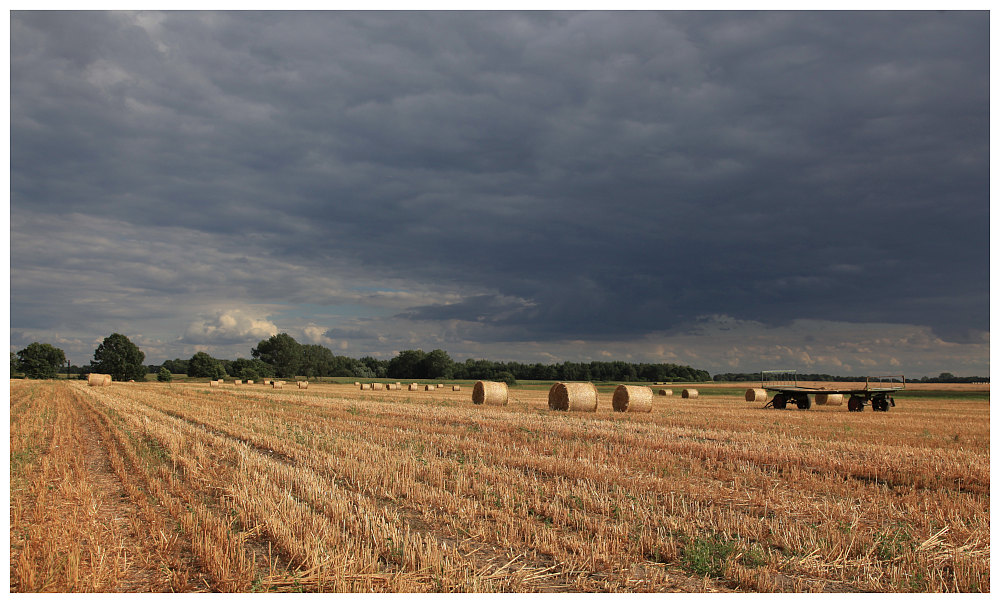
11;11;989;365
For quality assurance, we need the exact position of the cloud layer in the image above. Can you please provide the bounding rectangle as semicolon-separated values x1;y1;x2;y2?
10;11;989;375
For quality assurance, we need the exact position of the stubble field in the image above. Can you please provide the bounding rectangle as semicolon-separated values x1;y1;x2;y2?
9;379;989;592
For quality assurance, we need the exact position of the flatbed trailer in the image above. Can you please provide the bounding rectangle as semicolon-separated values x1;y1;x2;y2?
760;370;904;412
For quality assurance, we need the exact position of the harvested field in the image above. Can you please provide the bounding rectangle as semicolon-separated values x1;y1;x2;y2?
9;380;989;593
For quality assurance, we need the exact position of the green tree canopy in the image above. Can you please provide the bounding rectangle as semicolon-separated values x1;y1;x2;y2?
157;366;173;382
187;351;226;379
16;342;66;379
252;333;303;378
92;333;146;381
230;357;273;380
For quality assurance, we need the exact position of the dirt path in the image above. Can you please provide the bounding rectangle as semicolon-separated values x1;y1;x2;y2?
10;383;210;592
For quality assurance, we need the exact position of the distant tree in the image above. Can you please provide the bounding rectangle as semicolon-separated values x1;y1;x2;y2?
157;366;173;382
301;344;337;378
187;351;226;379
497;371;517;386
92;333;146;382
15;342;66;379
421;349;454;379
230;357;272;380
387;350;427;379
252;333;303;378
161;358;189;374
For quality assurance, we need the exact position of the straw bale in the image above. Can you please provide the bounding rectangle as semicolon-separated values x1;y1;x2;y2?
612;384;653;413
437;383;444;388
234;380;242;385
425;384;435;391
815;392;844;406
681;388;698;399
209;380;220;388
88;373;110;387
745;388;768;402
246;380;254;385
548;382;598;412
273;381;283;389
354;381;360;386
409;383;420;391
472;381;508;406
373;382;385;391
298;381;308;389
452;385;461;391
657;389;673;396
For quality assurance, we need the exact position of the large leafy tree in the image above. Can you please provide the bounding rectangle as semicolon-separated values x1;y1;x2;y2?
92;333;146;381
187;351;226;379
16;342;66;379
251;333;303;378
387;349;427;379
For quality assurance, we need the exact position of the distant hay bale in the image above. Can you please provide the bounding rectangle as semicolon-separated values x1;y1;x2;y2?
612;385;653;413
298;381;308;389
452;385;461;391
385;383;395;390
409;383;420;391
104;375;112;385
373;383;385;391
234;380;242;385
681;388;698;399
88;373;110;387
815;392;844;406
246;380;254;385
263;380;271;385
745;388;768;402
548;382;598;412
354;381;360;386
273;381;283;389
209;380;220;388
425;384;435;391
657;389;673;396
128;379;135;383
437;383;444;388
472;381;508;406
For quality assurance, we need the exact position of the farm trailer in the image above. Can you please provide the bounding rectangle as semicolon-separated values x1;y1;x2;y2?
758;370;904;412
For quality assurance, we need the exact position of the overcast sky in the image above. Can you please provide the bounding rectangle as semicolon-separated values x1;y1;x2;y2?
9;11;990;377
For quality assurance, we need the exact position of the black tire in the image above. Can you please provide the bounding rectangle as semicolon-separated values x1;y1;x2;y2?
848;395;864;412
796;395;812;410
771;394;787;409
872;396;890;412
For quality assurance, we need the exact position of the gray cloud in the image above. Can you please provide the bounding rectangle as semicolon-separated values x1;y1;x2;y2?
10;11;989;374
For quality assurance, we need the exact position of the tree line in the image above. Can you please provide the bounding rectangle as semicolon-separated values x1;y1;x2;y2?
12;333;988;384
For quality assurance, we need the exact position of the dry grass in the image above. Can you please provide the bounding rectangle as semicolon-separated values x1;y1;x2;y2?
9;380;989;593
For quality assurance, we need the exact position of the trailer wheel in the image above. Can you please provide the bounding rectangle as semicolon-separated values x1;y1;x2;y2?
872;396;890;412
848;395;864;412
771;394;787;409
795;395;812;410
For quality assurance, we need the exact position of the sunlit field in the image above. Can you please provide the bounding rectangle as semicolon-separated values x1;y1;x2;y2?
10;379;989;592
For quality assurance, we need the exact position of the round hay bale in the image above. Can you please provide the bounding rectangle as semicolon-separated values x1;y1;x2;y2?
612;384;653;413
472;381;508;406
372;383;385;391
437;383;444;388
548;382;598;412
452;385;461;391
246;380;254;385
234;380;242;385
681;388;699;399
87;373;107;387
425;384;435;391
408;383;420;391
273;381;283;389
657;388;673;396
209;380;220;388
745;388;768;402
103;375;112;385
354;381;360;386
298;381;308;389
815;392;844;406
